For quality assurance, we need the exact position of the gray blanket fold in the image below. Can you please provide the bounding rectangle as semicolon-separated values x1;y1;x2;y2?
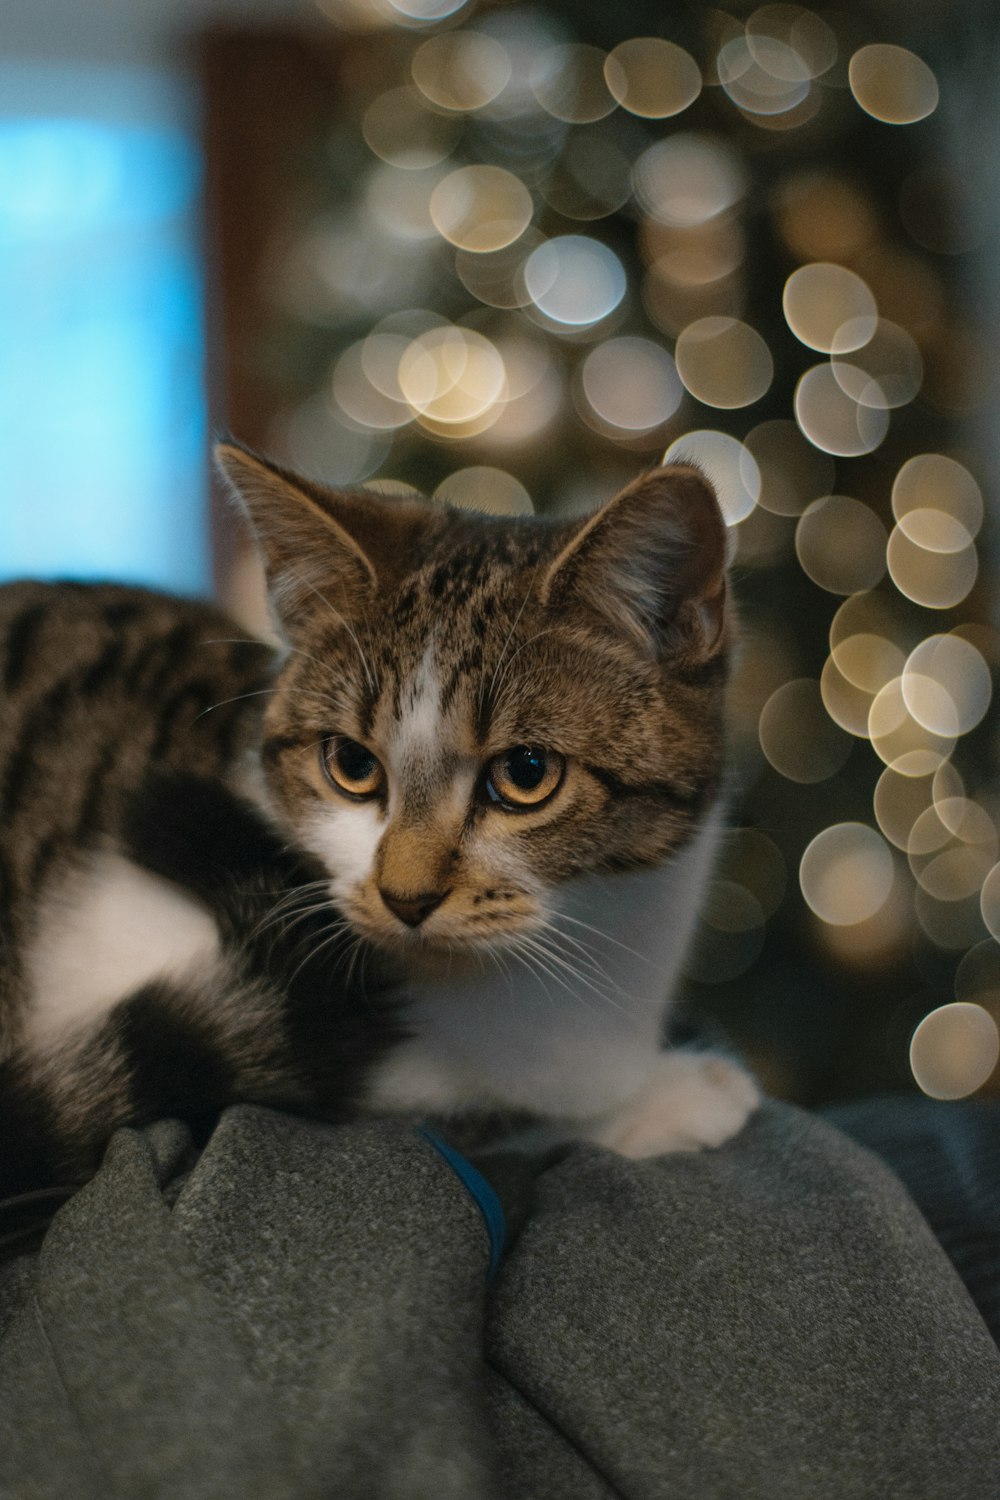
2;1100;998;1499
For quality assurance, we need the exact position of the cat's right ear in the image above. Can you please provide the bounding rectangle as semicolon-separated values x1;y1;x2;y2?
215;442;380;629
538;463;730;663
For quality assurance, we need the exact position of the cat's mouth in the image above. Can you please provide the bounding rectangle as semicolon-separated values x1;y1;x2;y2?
343;897;539;968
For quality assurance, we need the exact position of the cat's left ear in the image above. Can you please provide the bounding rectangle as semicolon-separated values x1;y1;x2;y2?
215;441;399;631
538;465;729;661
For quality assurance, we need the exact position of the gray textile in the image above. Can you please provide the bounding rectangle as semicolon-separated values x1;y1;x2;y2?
1;1100;998;1500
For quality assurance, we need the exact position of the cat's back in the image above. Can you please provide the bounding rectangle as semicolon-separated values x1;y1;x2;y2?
0;579;276;909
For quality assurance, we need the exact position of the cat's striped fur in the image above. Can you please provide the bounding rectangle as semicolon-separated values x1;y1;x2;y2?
0;445;758;1214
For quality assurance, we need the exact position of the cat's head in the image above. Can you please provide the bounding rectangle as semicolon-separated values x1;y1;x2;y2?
218;443;731;960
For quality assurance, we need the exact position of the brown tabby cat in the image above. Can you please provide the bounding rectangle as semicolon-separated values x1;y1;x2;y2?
0;444;758;1206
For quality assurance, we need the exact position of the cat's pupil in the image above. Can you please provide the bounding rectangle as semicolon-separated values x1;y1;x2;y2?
338;740;376;782
507;747;546;790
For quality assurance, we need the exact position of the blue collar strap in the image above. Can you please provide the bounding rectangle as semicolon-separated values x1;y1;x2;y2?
418;1128;506;1284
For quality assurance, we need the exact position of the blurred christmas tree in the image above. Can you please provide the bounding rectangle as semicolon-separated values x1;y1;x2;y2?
205;0;1000;1106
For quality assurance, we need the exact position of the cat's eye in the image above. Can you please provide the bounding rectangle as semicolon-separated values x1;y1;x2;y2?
321;736;386;800
485;746;565;810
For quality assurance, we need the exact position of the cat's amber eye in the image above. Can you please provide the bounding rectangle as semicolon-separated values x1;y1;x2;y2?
485;746;565;810
321;736;386;800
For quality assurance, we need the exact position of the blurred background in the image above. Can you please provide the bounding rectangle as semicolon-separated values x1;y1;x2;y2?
2;0;998;1109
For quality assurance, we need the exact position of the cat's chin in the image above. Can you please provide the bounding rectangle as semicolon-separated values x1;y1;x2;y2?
360;925;526;985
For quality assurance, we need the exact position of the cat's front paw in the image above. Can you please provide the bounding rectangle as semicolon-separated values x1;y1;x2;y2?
591;1052;760;1158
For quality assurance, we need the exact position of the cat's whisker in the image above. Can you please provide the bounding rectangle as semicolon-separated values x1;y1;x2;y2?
249;882;335;939
285;916;356;986
518;928;633;1016
357;598;382;702
193;686;279;723
482;560;541;720
537;921;640;1002
533;916;609;977
283;568;378;697
502;939;558;1011
253;899;340;945
551;912;659;970
489;628;561;714
505;932;602;1014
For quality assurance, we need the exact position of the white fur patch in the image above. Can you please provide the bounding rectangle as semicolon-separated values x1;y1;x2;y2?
303;800;384;906
24;852;220;1047
389;643;441;774
368;805;732;1125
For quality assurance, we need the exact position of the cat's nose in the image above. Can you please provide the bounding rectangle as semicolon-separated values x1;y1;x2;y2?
379;888;448;928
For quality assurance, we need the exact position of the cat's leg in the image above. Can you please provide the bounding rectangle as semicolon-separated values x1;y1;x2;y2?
588;1050;761;1158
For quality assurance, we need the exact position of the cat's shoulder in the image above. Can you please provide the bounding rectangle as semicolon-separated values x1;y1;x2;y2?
0;577;237;635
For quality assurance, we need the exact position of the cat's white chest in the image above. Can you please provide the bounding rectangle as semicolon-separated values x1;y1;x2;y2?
368;809;729;1124
23;852;220;1047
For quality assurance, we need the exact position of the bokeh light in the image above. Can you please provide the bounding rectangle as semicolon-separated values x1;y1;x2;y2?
579;337;682;433
830;319;922;409
745;419;835;516
362;87;459;168
868;677;956;776
366;163;443;240
332;338;411;429
903;635;992;736
663;430;760;525
604;39;702;119
800;823;895;926
886;518;978;609
746;5;837;80
783;262;877;354
891;454;983;537
849;44;939;125
455;227;545;309
540;137;632;222
717;33;811;118
429;164;533;251
794;362;889;456
387;0;471;25
722;827;788;918
874;764;963;853
981;865;1000;943
775;172;878;262
909;1003;998;1100
434;466;532;514
522;234;626;327
687;880;766;984
908;798;997;903
674;316;773;408
411;31;512;111
633;134;746;227
795;495;886;594
530;44;615;123
758;677;851;783
397;324;506;433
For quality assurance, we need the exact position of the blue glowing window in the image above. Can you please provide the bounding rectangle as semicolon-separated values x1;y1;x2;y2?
0;111;208;594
